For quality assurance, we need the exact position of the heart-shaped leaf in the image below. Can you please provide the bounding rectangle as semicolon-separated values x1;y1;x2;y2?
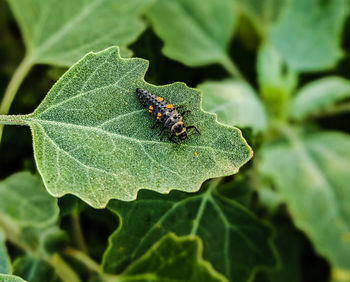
14;46;252;208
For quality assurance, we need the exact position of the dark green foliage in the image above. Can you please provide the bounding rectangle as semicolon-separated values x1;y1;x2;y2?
0;0;349;282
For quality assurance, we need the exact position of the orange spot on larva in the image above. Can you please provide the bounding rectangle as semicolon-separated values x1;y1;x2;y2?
149;106;153;110
157;113;162;117
156;117;160;120
157;97;164;101
166;104;173;109
148;110;152;113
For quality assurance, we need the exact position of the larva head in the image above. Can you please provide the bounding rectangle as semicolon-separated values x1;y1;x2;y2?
172;122;187;140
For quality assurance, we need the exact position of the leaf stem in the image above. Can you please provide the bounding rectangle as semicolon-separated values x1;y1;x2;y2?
220;55;246;81
0;114;29;125
71;213;89;254
48;254;81;282
0;55;33;142
0;55;33;115
63;247;121;282
64;247;100;273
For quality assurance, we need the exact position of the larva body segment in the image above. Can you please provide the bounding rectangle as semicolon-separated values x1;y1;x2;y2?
136;88;200;143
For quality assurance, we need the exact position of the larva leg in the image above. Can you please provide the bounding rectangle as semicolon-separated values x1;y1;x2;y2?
187;126;200;135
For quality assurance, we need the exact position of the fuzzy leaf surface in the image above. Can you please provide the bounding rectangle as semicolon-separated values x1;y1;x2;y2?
290;77;350;120
259;131;350;271
103;184;276;282
0;232;11;274
268;0;349;71
7;0;151;66
146;0;236;67
199;80;267;133
0;172;59;227
120;233;228;282
23;47;252;208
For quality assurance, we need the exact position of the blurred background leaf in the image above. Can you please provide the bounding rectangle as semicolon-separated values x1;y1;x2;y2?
259;130;350;272
6;0;152;66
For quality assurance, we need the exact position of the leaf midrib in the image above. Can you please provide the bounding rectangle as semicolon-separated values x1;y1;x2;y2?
28;118;238;156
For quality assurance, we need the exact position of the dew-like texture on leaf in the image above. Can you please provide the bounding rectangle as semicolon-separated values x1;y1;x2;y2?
26;47;253;208
103;186;276;282
290;77;350;120
0;274;27;282
199;80;267;133
0;232;11;274
13;255;59;282
0;172;59;227
6;0;151;66
146;0;236;67
121;233;228;282
259;131;350;271
268;0;349;71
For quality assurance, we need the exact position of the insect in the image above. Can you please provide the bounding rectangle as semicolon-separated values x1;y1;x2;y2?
136;88;200;144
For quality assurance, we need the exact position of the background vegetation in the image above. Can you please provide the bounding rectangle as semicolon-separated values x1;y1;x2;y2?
0;0;350;281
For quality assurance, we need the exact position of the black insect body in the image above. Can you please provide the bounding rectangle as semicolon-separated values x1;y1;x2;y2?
136;88;200;144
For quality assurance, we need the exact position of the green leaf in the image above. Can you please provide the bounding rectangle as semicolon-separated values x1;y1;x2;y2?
0;274;27;282
0;172;59;228
120;233;228;282
13;255;59;282
256;43;297;121
234;0;286;31
146;0;237;70
268;0;349;71
0;231;11;274
290;77;350;121
7;0;152;66
259;130;350;271
257;43;297;99
198;80;267;133
20;46;252;208
102;181;276;282
258;222;303;282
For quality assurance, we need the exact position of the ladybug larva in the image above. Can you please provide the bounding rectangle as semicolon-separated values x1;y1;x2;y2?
136;88;200;144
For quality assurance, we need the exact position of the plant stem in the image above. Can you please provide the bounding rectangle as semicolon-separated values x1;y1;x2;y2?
49;254;81;282
220;56;246;81
64;247;121;282
0;55;33;142
64;247;100;273
0;55;33;115
71;213;89;254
